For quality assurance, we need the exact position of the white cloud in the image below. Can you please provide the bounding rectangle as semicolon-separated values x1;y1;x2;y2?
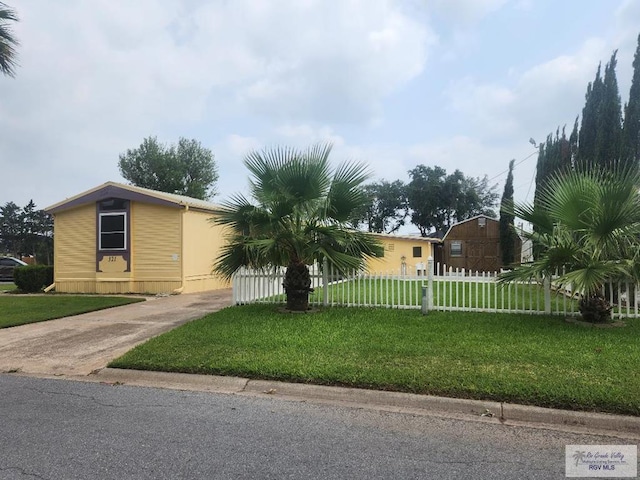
0;0;635;225
430;0;509;23
225;0;435;123
273;124;346;148
226;134;261;157
444;37;612;142
405;135;537;193
0;0;434;208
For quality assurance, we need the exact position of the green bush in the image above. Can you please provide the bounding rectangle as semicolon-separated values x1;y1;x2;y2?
13;265;54;293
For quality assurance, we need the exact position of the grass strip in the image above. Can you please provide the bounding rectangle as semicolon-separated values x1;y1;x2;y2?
0;295;145;328
110;304;640;415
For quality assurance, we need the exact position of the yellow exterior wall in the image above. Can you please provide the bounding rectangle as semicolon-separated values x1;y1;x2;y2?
130;202;182;292
366;235;435;274
181;209;230;293
51;200;436;293
53;204;97;293
48;182;233;295
53;202;187;294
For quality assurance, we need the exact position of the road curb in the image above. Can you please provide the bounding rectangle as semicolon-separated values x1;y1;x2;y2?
241;378;501;417
91;367;248;393
501;402;640;435
90;368;640;437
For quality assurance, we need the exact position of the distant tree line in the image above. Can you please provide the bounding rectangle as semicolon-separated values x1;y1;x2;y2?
353;166;499;237
0;201;53;263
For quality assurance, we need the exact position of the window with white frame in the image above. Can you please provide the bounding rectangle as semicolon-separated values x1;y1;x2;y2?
99;212;126;250
450;241;462;257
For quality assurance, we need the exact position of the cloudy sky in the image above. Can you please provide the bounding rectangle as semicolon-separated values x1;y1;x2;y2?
2;0;639;233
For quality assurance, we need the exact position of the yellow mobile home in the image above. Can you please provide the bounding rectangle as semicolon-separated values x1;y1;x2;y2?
366;233;441;275
45;182;229;294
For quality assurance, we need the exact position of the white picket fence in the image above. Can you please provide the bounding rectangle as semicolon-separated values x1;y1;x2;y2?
231;260;640;318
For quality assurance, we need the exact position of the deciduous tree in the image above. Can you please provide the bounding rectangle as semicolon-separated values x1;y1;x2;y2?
118;136;219;200
407;165;498;236
356;180;409;234
0;201;52;262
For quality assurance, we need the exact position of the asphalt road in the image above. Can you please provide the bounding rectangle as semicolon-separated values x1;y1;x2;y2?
0;375;635;480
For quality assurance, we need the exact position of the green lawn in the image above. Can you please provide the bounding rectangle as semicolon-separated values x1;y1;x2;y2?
110;304;640;415
259;278;581;313
0;295;145;328
0;283;16;291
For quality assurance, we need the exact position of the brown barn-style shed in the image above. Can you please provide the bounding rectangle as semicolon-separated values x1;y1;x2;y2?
441;215;521;273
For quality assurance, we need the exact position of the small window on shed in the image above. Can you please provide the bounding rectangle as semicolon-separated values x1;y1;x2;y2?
412;246;422;258
478;217;486;228
451;241;462;257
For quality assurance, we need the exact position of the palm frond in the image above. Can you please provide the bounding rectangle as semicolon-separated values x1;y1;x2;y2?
0;2;19;77
324;161;372;222
212;143;378;277
501;163;640;302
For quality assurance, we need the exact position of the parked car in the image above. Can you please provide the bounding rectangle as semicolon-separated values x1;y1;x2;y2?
0;256;27;281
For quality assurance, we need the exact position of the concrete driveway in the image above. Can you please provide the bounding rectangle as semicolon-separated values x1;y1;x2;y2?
0;289;232;376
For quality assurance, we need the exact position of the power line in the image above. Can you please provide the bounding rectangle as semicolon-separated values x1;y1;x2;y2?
486;149;538;183
524;163;536;203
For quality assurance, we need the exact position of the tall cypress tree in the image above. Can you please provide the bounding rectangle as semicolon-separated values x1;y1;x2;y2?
576;51;623;169
578;64;603;165
534;128;572;191
569;116;579;166
499;159;516;266
623;34;640;166
532;128;573;259
595;50;623;168
532;137;550;260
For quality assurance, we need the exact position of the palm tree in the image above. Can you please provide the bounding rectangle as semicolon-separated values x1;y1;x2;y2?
212;143;383;311
499;164;640;322
0;2;19;77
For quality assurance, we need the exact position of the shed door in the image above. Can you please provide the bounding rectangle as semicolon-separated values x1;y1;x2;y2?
467;240;499;273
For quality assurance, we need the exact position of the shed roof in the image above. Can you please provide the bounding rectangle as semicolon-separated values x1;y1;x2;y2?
45;182;220;214
442;214;498;240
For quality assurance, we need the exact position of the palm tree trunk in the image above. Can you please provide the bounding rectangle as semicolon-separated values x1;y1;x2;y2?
578;293;612;323
283;260;313;311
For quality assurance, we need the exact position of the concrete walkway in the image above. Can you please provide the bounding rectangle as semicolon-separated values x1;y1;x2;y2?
0;289;232;376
